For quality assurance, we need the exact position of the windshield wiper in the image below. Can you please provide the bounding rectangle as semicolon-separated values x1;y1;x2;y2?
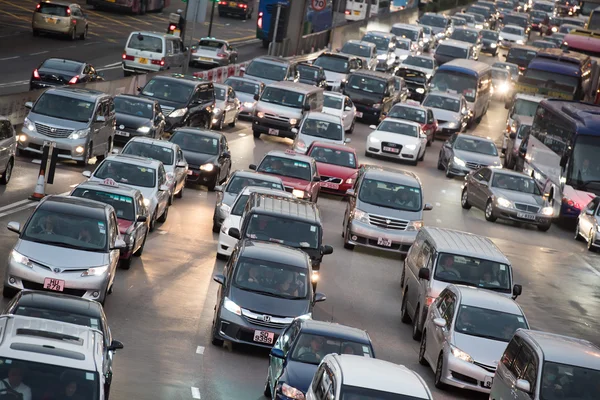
462;332;505;341
238;287;287;298
36;240;103;252
574;180;600;190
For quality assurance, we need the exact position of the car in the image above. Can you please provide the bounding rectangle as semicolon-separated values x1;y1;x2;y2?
216;186;293;259
574;195;600;250
418;285;530;393
122;31;186;76
212;170;284;232
495;0;515;19
30;58;103;91
531;39;558;49
120;137;188;202
543;35;564;47
366;118;427;165
361;31;397;72
32;1;88;40
466;11;489;30
113;95;165;146
250;150;321;202
306;141;359;196
241;56;299;86
223;77;264;120
3;195;126;303
210;240;326;348
314;52;364;91
422;92;470;139
297;63;327;88
218;0;253;19
70;179;150;269
292;112;349;155
418;12;451;36
265;319;375;400
492;61;520;80
503;115;532;170
189;37;238;68
499;25;527;47
449;27;482;60
83;154;170;231
390;23;425;53
399;54;436;79
322;92;357;133
169;128;231;191
451;16;468;29
0;117;16;185
467;4;496;28
491;67;514;100
396;68;431;103
438;133;502;178
394;38;414;64
557;23;580;34
211;83;241;130
387;103;437;146
461;168;553;231
343;70;396;123
338;40;378;71
421;26;435;51
433;40;474;66
480;29;500;56
454;12;477;28
530;10;551;33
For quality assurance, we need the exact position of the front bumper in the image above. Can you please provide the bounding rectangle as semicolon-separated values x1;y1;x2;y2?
481;44;498;54
213;205;229;228
252;118;296;139
347;219;417;254
217;229;238;257
366;142;420;163
319;182;353;196
18;129;89;162
440;352;495;394
446;161;475;177
355;104;383;122
214;307;287;348
435;125;461;139
114;128;154;145
186;167;217;185
493;204;551;225
239;103;256;119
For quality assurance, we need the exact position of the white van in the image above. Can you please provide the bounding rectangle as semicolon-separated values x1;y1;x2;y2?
122;31;187;76
345;0;378;21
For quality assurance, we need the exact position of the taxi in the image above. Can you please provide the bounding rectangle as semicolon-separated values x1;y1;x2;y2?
249;149;321;202
70;179;150;270
305;141;359;197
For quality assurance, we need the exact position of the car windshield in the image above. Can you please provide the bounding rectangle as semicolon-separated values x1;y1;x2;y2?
534;2;554;11
517;124;531;139
470;12;485;22
214;87;226;100
423;95;461;112
492;173;542;195
298;65;320;81
258;155;312;181
323;95;343;110
231;194;250;216
245;214;319;249
314;55;350;73
468;6;490;17
309;146;357;168
94;160;156;188
534;41;556;48
568;135;600;187
245;60;287;81
260;87;305;109
301;119;343;140
523;69;579;91
507;48;538;63
421;14;448;27
32;94;94;123
362;35;390;51
290;333;373;365
451;29;478;43
481;30;499;40
434;253;511;291
225;176;284;194
540;362;600;400
504;16;528;27
435;44;468;58
531;10;548;18
497;1;513;9
455;305;529;342
377;120;419;137
430;71;477;101
127;34;163;52
141;79;194;103
0;357;100;400
391;27;419;41
388;106;426;123
346;75;386;94
422;26;432;34
502;26;524;35
224;79;261;95
41;59;82;73
358;178;422;212
341;385;425;400
121;142;174;166
114;97;153;119
13;305;103;333
455;137;498;155
396;41;410;50
452;17;467;26
22;209;108;251
340;43;373;57
71;188;136;221
397;68;427;84
492;62;518;75
233;256;309;298
403;56;434;70
457;14;475;23
492;69;510;80
170;131;219;155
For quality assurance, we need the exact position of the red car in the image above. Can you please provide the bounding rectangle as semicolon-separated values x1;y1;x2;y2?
306;141;359;196
249;149;321;202
387;102;437;146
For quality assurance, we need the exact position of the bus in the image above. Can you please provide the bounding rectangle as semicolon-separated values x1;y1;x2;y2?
521;99;600;219
345;0;390;21
86;0;167;13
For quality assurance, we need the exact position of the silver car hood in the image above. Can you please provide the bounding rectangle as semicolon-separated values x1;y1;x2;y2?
16;239;108;269
236;92;254;104
429;107;460;122
491;188;544;206
298;133;343;149
245;74;279;86
356;199;421;220
223;191;238;207
454;149;501;166
453;332;508;367
324;70;346;82
28;112;90;130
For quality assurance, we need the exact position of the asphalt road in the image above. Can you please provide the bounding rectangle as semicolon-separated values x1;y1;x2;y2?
0;0;264;95
0;51;598;400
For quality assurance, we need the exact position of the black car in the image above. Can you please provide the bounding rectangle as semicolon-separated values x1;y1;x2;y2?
480;29;500;55
139;74;215;133
113;94;166;146
343;70;396;123
297;63;327;88
466;5;495;28
169;128;231;190
396;68;430;102
218;0;253;19
211;240;326;349
530;10;550;33
30;58;103;91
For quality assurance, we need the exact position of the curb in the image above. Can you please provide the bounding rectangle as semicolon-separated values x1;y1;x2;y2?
229;38;261;47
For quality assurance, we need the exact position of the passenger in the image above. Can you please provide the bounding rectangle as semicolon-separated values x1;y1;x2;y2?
541;364;566;398
457;311;475;331
38;215;57;235
0;365;32;400
57;380;85;400
246;266;261;285
276;271;299;296
342;344;356;355
394;190;415;208
264;159;284;173
313;149;328;163
77;223;95;244
577;158;594;182
481;267;500;286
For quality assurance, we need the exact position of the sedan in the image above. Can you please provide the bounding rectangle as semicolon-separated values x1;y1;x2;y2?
422;92;470;139
491;68;514;101
438;133;502;178
499;25;527;47
398;55;435;80
113;95;165;146
306;141;359;196
480;29;500;56
418;285;529;393
189;37;238;67
322;92;356;134
366;118;427;165
531;40;558;49
461;168;553;231
387;103;437;146
212;83;241;130
575;196;600;251
491;61;519;81
394;38;414;64
224;77;264;120
30;58;103;90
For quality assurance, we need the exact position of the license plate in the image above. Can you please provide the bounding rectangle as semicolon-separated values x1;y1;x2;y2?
321;182;340;190
138;57;148;64
517;212;536;220
45;17;58;24
230;1;237;6
107;0;115;2
377;237;392;247
354;10;360;14
116;130;130;137
383;146;400;153
253;330;275;344
187;170;193;175
484;376;493;388
356;111;363;118
43;278;65;292
200;57;212;61
268;128;279;136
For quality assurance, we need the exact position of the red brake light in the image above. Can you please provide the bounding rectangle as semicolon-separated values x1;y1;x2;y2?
33;69;40;79
151;58;165;66
218;1;226;4
345;9;350;14
169;24;176;31
238;3;247;8
258;12;263;29
122;53;134;60
69;75;79;84
66;7;71;14
36;3;41;9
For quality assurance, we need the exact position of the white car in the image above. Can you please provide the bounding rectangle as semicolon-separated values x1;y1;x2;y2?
83;154;170;231
338;40;378;71
216;186;293;259
499;25;527;48
119;137;188;202
322;92;357;133
399;54;436;78
366;118;427;165
394;38;414;63
292;112;350;154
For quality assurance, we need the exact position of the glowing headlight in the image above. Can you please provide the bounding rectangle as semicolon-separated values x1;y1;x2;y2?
345;177;354;184
81;265;108;277
552;26;558;32
496;197;512;208
143;198;151;207
541;206;554;216
200;163;215;172
11;250;32;268
23;118;35;131
405;144;417;150
243;101;255;108
491;43;497;48
416;88;425;94
407;220;424;231
451;345;474;363
368;136;381;143
377;54;387;60
311;271;319;282
18;134;27;142
476;24;484;29
256;111;265;119
399;54;408;60
281;383;305;399
168;108;188;118
68;128;90;140
220;203;231;213
447;122;457;128
289;118;298;126
499;36;504;41
453;156;466;167
223;297;241;316
137;126;151;134
353;208;369;223
516;39;524;44
424;37;430;42
499;83;510;93
292;189;305;198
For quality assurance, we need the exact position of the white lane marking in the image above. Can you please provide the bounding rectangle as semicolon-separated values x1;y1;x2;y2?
581;258;600;278
32;159;41;164
0;80;29;88
84;42;98;46
158;231;167;235
196;346;204;354
0;56;19;61
435;202;441;207
30;51;48;56
191;387;201;399
0;203;37;218
0;199;31;213
103;62;121;68
0;191;70;219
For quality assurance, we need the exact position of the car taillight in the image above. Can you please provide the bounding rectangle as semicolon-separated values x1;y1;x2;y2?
218;1;226;4
69;75;79;84
238;3;247;8
72;19;77;24
345;9;350;14
33;69;40;79
36;3;41;9
563;197;581;209
258;12;263;29
66;7;71;14
217;52;227;58
151;58;165;66
122;53;134;61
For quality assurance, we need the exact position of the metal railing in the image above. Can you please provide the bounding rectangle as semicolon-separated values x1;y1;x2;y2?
297;30;332;55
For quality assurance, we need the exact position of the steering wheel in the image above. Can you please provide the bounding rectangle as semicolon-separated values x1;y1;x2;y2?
0;388;21;400
439;270;460;278
297;352;320;363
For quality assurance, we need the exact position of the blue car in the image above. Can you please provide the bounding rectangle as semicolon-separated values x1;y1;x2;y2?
264;318;375;400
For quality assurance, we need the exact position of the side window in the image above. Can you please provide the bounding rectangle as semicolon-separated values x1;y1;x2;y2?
137;196;146;216
480;168;492;182
436;289;452;315
479;73;492;94
523;354;539;397
513;344;534;380
314;366;333;399
501;336;522;372
166;40;174;55
173;40;181;54
427;110;434;123
311;364;327;395
531;108;572;157
0;121;8;140
83;65;91;75
158;166;166;186
442;293;456;327
416;241;431;267
109;215;118;246
449;133;458;144
586;197;600;212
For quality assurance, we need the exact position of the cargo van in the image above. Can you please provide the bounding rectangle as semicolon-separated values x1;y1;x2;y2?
122;31;187;76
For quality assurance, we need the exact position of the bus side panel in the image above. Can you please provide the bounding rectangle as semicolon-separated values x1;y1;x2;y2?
257;0;290;41
524;134;562;195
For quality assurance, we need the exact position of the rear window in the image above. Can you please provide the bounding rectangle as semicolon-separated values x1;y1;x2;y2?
197;40;223;49
127;34;163;53
40;59;82;73
37;4;69;16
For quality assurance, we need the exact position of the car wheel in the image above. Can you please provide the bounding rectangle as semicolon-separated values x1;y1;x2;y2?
485;200;497;222
2;286;17;299
217;115;224;130
418;331;429;366
211;315;224;346
364;150;372;158
437;154;444;170
537;222;551;232
412;304;422;340
134;233;147;257
138;0;147;14
461;188;471;209
70;28;76;41
0;158;13;185
157;205;169;223
400;267;405;289
120;257;132;270
588;229;596;252
426;135;432;147
212;219;220;233
175;184;184;199
400;289;411;323
445;164;453;178
343;222;355;250
435;353;447;389
575;223;583;241
253;130;261;138
80;26;88;40
207;174;219;191
149;211;157;232
98;138;112;162
348;120;355;134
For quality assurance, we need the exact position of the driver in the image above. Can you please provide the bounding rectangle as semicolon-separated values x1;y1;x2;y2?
312;148;328;162
0;365;32;400
264;159;284;173
481;266;500;286
77;224;94;244
541;364;567;398
297;336;325;361
276;271;299;296
437;255;461;278
38;215;57;235
457;311;475;331
246;266;261;285
393;190;414;208
577;158;594;182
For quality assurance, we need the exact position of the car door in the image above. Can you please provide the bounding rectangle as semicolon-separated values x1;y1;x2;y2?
224;88;235;123
505;340;537;400
579;197;599;239
425;109;435;142
157;165;169;215
310;161;320;200
343;97;355;130
70;6;84;35
154;102;165;138
91;101;107;155
0;121;9;171
442;133;458;166
470;168;490;208
174;147;188;192
270;321;301;390
131;194;147;252
430;289;456;361
219;138;231;182
108;212;120;281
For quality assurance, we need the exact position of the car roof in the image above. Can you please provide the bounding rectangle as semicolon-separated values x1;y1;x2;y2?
426;90;464;101
305;112;342;124
252;56;292;66
129;31;172;39
438;39;472;49
457;133;495;143
503;24;525;31
520;330;600;368
172;127;224;139
349;69;391;80
238;240;310;268
149;75;206;88
40;195;109;219
454;26;478;33
452;285;525;315
407;54;435;61
213;83;231;90
423;12;447;18
492;168;534;180
299;320;371;344
239;186;292;197
397;37;411;44
320;52;357;61
249;193;320;221
493;61;519;68
127;136;178;150
309;141;357;153
224;76;263;85
42;58;85;67
392;23;421;30
72;180;142;198
363;168;421;187
230;170;284;183
199;37;228;44
12;290;104;319
345;40;376;47
514;93;544;102
105;154;162;168
492;67;510;75
380;117;422;129
40;0;78;6
46;87;107;100
265;149;315;164
323;91;346;99
365;31;395;38
267;80;322;93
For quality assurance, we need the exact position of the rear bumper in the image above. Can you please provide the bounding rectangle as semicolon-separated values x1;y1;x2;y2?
122;61;162;74
252;118;296;139
218;5;250;15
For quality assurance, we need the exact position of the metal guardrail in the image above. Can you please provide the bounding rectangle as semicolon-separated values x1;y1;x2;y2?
297;31;332;55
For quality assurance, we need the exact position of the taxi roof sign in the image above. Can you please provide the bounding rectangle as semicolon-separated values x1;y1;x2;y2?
101;178;119;187
285;149;296;155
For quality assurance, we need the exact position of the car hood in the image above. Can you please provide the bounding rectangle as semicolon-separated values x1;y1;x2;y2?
228;286;310;317
434;53;461;65
429;107;460;122
183;150;217;168
236;92;255;104
370;130;420;146
215;99;227;110
117;219;135;235
116;113;151;130
452;332;507;368
282;361;318;394
394;48;412;57
279;176;312;191
453;149;501;166
343;88;382;105
15;239;108;269
501;33;525;41
491;188;544;206
356;200;421;220
222;191;239;207
244;74;279;86
399;64;433;76
28;112;90;130
298;134;344;149
255;102;303;120
422;24;446;34
323;70;347;83
316;162;357;180
139;95;186;111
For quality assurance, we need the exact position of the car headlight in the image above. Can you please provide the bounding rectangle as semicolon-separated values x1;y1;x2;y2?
499;83;510;93
345;177;354;184
542;206;554;216
353;208;369;223
243;101;255;108
407;220;424;231
451;345;474;363
137;126;151;134
11;250;32;268
377;54;387;60
368;136;380;143
416;88;425;94
281;383;305;400
292;189;305;198
223;297;242;316
143;198;151;207
81;265;108;277
499;36;504;41
256;111;265;119
447;122;458;129
496;197;512;208
424;37;430;42
23;118;35;132
372;103;382;109
516;39;524;44
405;144;417;151
453;156;466;167
491;43;497;48
168;108;188;118
289;118;298;126
200;163;215;172
476;24;484;29
68;128;90;140
399;54;408;60
552;26;558;32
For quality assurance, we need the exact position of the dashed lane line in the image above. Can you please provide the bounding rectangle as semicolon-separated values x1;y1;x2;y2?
196;346;205;354
191;387;201;399
0;56;19;61
29;51;48;56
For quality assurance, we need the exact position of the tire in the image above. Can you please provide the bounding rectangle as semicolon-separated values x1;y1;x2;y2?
426;136;432;147
211;316;224;346
342;221;355;250
33;29;39;37
575;223;583;241
229;114;237;127
120;257;132;270
437;154;444;170
400;267;405;289
412;305;422;340
77;141;93;166
157;205;169;223
70;28;76;41
485;200;497;222
461;188;471;209
537;223;551;232
212;220;220;233
445;164;453;178
2;286;17;299
418;149;425;162
175;184;184;199
348;120;355;134
253;130;261;138
400;290;411;323
434;353;447;389
217;115;224;130
588;230;596;252
149;211;157;232
98;138;112;162
133;233;147;257
364;150;372;158
0;158;13;185
138;0;147;15
418;331;429;366
80;26;88;40
207;174;218;191
263;378;272;398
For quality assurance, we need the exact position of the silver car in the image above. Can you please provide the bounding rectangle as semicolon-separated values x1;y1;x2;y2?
3;196;126;304
0;117;16;185
461;168;553;231
224;77;264;120
422;92;470;140
418;285;529;394
437;133;502;178
190;37;238;68
212;83;241;130
575;195;600;250
292;112;349;154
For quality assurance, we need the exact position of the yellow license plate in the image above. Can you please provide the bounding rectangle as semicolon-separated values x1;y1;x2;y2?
354;10;360;14
200;57;212;61
230;2;237;6
107;0;116;2
45;17;58;24
138;57;148;64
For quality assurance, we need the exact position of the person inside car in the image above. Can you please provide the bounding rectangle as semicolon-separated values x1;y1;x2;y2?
438;255;461;278
296;336;325;361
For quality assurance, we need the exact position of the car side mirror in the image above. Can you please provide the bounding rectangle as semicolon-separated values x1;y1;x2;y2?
223;151;231;158
344;138;351;144
213;274;225;285
423;203;433;211
228;228;241;239
214;185;223;192
303;104;311;111
512;284;523;299
253;94;259;101
96;115;106;123
270;348;285;359
108;340;124;351
433;317;447;328
7;222;20;234
25;101;33;109
137;86;142;92
321;244;333;255
82;171;92;178
249;164;257;170
418;267;430;280
559;155;567;168
137;215;147;222
344;106;352;111
509;132;517;140
112;239;127;250
176;161;186;168
586;209;594;216
516;379;531;393
369;125;377;129
159;184;169;192
314;292;327;303
313;176;320;182
346;189;356;197
291;128;298;134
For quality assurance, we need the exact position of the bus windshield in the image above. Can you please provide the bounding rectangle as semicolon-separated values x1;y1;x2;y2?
569;135;600;191
430;71;477;102
523;69;579;93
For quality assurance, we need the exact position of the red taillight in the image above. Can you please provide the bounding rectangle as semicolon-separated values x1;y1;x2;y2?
345;9;350;14
33;69;40;79
122;53;134;60
69;75;79;84
217;52;227;58
258;12;263;29
563;197;581;209
218;1;226;4
169;24;176;31
36;3;41;9
72;19;77;24
151;58;165;66
66;7;71;14
238;3;247;8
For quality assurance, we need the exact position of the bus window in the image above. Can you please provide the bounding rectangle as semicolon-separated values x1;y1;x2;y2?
531;107;572;157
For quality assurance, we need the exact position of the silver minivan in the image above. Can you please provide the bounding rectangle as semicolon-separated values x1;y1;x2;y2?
0;117;16;185
122;31;187;76
20;87;116;166
241;56;299;86
401;226;522;341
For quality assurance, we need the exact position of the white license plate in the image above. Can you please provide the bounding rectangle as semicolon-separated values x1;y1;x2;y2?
268;128;279;136
356;111;363;118
484;376;494;388
187;170;193;175
43;278;65;292
383;146;400;153
253;330;275;344
517;212;536;220
377;237;392;247
116;130;130;137
321;182;340;190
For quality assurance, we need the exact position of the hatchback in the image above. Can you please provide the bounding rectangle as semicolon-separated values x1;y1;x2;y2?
190;37;238;67
32;1;88;40
223;77;264;120
321;92;356;133
366;118;427;165
30;58;103;91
